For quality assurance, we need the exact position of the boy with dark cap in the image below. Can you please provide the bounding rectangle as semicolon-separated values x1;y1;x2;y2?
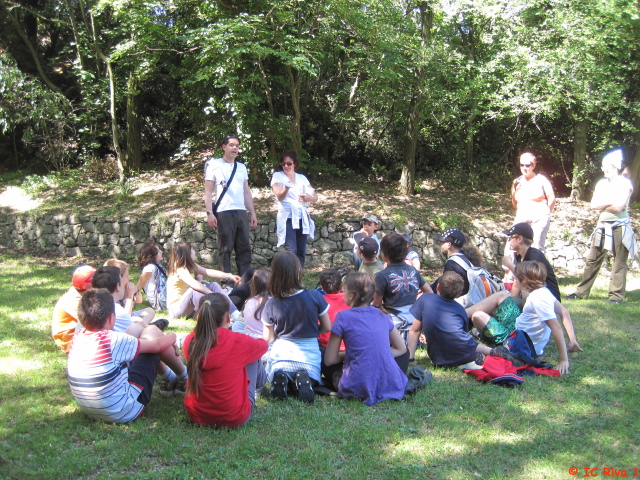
357;236;384;278
432;228;472;295
502;222;560;301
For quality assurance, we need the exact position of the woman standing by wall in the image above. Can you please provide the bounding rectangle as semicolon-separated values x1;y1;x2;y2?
270;151;318;268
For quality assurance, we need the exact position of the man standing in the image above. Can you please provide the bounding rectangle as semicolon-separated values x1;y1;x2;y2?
567;149;638;304
204;135;257;276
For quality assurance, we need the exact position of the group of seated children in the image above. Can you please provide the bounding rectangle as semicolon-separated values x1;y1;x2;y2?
56;217;582;428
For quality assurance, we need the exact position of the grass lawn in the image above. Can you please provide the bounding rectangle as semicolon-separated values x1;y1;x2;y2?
1;248;639;480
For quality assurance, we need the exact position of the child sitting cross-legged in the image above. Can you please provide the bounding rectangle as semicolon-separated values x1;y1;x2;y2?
183;294;268;428
324;272;412;405
67;289;187;424
465;261;572;375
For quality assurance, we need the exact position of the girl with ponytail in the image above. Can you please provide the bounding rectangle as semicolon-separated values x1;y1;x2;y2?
183;293;268;428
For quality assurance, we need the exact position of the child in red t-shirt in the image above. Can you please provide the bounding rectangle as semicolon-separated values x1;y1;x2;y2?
183;293;268;428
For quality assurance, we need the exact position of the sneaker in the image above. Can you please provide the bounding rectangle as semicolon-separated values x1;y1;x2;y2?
606;299;622;304
149;319;169;331
294;370;315;404
475;352;486;366
159;380;176;398
490;346;524;366
271;370;288;400
565;293;581;300
174;378;187;396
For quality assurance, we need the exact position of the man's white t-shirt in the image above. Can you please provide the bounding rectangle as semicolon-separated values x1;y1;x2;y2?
204;158;249;212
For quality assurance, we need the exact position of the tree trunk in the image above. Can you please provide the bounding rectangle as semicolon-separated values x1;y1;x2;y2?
286;66;302;153
569;118;589;201
465;98;478;169
400;95;419;195
399;2;433;196
125;69;142;174
629;114;640;202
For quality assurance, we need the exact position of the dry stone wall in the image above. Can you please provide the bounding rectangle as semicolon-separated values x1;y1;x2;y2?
0;212;630;274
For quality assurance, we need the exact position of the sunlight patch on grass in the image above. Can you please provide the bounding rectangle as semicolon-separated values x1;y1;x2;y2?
0;355;46;373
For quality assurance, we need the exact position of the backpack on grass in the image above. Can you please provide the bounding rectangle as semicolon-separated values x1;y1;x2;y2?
449;255;505;308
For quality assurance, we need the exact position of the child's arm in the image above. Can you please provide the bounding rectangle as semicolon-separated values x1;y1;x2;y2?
324;333;345;366
139;331;177;354
554;301;583;352
420;283;433;294
136;271;152;293
407;319;423;362
177;268;212;294
318;312;331;334
123;281;138;314
372;293;383;307
195;263;241;284
389;327;407;358
502;254;516;273
546;317;569;375
263;324;276;344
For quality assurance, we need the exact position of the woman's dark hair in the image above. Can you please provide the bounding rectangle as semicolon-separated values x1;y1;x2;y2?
168;242;196;276
269;251;303;298
138;241;159;268
343;272;374;307
186;294;230;396
275;150;299;172
249;269;271;322
380;233;408;264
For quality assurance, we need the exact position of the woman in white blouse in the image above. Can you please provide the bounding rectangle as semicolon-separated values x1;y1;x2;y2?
270;151;318;267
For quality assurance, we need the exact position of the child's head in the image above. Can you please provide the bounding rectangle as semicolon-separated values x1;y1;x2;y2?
269;251;303;298
503;223;534;248
361;214;380;236
343;272;374;307
240;267;256;287
71;265;96;293
434;228;465;255
380;233;408;264
514;261;547;291
437;271;464;300
250;269;271;297
78;288;115;331
358;237;379;262
319;269;342;294
168;242;196;274
187;293;231;397
461;244;484;267
104;258;130;285
91;266;122;295
138;241;162;268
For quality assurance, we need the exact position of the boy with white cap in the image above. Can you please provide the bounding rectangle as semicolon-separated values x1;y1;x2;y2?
567;149;638;304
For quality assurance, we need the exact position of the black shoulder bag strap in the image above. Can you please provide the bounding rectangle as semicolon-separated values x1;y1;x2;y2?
212;161;238;215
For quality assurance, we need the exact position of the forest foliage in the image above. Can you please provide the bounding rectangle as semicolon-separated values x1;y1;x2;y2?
1;0;640;198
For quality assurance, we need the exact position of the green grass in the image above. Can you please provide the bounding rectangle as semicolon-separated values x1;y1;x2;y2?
1;249;639;479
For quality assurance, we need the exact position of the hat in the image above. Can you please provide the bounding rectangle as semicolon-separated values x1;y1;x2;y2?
361;214;380;224
502;223;534;241
434;228;465;248
358;237;379;257
72;265;96;291
602;149;623;170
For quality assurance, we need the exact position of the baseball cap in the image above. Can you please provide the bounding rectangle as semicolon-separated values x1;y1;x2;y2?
358;237;379;257
434;228;465;248
72;265;96;291
361;214;380;224
502;223;534;241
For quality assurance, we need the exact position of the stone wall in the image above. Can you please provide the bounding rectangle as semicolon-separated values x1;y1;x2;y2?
0;211;623;274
